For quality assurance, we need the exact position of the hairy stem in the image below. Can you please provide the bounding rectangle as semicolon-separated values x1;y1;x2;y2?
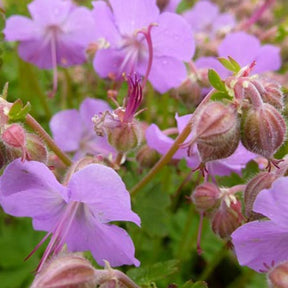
25;114;73;167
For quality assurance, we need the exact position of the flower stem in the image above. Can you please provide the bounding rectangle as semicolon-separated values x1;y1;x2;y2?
25;114;73;167
130;89;215;196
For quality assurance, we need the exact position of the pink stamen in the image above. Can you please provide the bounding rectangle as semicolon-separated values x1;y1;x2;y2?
137;24;156;89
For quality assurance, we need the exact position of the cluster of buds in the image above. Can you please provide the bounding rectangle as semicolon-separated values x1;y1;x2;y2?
191;183;245;239
31;253;140;288
93;74;143;154
0;99;48;168
226;65;286;169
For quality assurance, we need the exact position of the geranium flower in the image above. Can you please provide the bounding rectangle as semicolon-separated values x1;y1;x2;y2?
232;177;288;272
50;98;115;160
4;0;94;69
92;0;195;93
183;0;235;39
4;0;95;96
0;159;140;271
195;32;281;77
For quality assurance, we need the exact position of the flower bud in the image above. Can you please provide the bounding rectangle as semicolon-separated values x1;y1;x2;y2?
25;133;48;164
136;145;160;168
31;253;97;288
267;261;288;288
2;124;25;149
244;172;278;220
196;102;240;162
211;200;244;239
192;182;221;211
241;103;286;159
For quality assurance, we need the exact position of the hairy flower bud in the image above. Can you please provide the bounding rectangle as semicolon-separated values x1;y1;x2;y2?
267;261;288;288
136;144;160;168
211;200;244;239
2;123;25;149
195;102;240;162
25;134;48;163
241;103;286;160
192;182;221;211
244;172;278;220
31;254;97;288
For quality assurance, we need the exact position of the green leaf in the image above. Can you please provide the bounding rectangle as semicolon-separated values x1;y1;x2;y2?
8;99;31;121
218;57;241;73
182;280;208;288
208;69;226;92
210;91;232;101
127;260;179;285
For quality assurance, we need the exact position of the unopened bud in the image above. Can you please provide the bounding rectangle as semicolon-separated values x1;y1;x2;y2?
211;200;244;239
244;172;278;220
192;182;221;211
136;145;160;168
25;134;48;164
31;253;97;288
196;102;240;162
267;261;288;288
2;124;25;149
241;103;286;159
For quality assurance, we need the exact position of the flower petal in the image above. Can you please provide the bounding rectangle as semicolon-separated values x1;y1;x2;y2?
146;124;187;159
79;98;111;130
206;143;256;177
68;164;140;225
148;56;188;93
18;38;53;69
50;109;83;152
232;220;288;272
152;12;194;61
109;0;159;35
4;16;40;41
28;0;73;27
218;32;260;67
253;177;288;228
92;1;121;46
254;45;281;73
161;0;181;12
93;48;124;78
66;215;140;267
183;1;218;34
0;159;67;231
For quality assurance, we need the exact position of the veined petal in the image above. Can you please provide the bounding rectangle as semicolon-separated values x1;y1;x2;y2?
4;16;40;41
18;38;53;69
0;159;67;229
148;56;188;93
92;1;121;46
253;177;288;228
50;109;83;152
232;220;288;272
152;12;194;61
68;164;140;225
28;0;73;27
66;213;140;267
109;0;159;36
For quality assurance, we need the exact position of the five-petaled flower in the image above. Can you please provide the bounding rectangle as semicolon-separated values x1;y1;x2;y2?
0;159;140;272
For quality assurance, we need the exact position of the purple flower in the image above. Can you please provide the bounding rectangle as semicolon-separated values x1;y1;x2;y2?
146;113;256;177
0;159;140;271
196;32;281;77
183;0;235;39
50;98;115;160
4;0;94;69
92;0;195;93
232;177;288;272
